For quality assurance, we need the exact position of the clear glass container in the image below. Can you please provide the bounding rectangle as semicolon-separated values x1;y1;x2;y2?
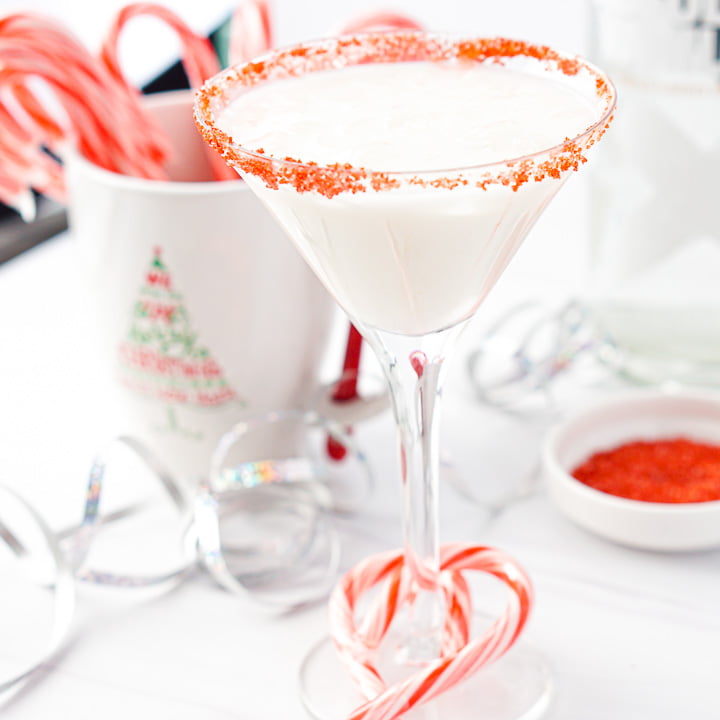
588;0;720;385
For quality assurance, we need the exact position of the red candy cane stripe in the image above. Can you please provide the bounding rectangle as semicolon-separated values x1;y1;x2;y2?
0;11;174;211
100;2;236;182
329;543;533;720
100;3;221;90
336;11;424;34
229;0;273;65
0;5;425;212
331;550;404;699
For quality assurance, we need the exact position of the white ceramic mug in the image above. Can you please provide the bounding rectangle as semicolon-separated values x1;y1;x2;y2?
66;90;337;486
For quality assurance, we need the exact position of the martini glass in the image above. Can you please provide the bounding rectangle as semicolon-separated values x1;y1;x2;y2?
195;32;615;720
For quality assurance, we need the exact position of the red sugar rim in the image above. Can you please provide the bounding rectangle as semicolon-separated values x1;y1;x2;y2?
194;32;616;198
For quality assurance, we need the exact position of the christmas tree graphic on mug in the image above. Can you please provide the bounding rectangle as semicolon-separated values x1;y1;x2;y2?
117;246;241;438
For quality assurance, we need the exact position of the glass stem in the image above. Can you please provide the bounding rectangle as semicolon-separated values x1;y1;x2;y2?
362;321;467;665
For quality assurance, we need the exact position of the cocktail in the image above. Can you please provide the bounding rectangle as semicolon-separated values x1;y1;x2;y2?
195;31;615;720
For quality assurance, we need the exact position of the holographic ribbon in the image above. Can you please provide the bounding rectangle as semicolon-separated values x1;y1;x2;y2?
193;484;340;607
210;408;374;510
194;410;372;605
0;485;75;695
467;300;598;411
68;435;195;588
69;411;368;604
0;410;366;697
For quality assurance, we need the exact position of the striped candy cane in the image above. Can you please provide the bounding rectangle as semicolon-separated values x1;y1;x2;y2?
330;543;533;720
100;2;237;182
0;12;172;214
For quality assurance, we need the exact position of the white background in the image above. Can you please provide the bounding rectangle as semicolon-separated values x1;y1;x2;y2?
1;2;719;719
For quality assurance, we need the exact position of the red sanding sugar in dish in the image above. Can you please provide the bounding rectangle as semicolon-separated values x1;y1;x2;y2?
571;437;720;503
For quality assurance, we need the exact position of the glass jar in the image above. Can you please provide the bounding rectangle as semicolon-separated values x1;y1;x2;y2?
587;0;720;385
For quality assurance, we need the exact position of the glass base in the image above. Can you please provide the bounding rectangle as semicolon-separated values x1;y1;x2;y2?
299;631;552;720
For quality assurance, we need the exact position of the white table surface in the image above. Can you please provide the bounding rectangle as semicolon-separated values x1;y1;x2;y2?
1;1;719;718
2;197;720;720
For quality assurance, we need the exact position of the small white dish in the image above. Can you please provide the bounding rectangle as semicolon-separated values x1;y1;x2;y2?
542;389;720;551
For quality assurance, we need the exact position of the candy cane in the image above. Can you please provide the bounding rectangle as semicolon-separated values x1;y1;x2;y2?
100;3;236;182
0;12;172;208
337;11;424;35
228;2;423;66
229;0;273;65
100;3;221;90
2;12;168;177
0;16;73;207
2;61;164;180
329;543;533;720
6;83;66;146
0;4;424;214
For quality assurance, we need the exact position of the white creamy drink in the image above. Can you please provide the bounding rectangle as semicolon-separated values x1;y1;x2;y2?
197;37;616;720
218;60;602;335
